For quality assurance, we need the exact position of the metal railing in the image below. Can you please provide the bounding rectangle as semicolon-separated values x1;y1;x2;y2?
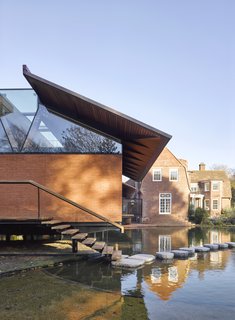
0;180;124;233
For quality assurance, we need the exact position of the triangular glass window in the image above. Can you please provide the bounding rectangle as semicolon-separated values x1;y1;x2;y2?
22;104;121;154
0;120;12;152
0;90;37;152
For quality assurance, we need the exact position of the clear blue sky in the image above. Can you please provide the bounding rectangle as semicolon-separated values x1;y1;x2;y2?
0;0;234;170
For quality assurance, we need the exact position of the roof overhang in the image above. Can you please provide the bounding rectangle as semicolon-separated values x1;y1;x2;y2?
23;65;171;181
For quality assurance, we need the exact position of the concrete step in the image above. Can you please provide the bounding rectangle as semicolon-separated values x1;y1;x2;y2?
71;233;88;240
61;229;80;236
41;219;62;225
51;224;71;230
92;241;106;251
82;237;97;246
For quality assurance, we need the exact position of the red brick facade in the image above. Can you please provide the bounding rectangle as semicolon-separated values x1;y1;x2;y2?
141;148;190;224
0;154;122;222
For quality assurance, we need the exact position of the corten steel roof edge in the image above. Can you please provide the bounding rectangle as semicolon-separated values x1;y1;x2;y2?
23;65;172;181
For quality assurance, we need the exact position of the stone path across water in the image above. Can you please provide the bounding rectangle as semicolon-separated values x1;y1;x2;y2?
111;242;234;268
154;242;234;262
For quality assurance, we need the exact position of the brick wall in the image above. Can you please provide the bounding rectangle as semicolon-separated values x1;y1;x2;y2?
0;154;122;222
141;148;190;223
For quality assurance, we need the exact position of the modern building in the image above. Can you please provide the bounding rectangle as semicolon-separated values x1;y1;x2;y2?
189;163;232;216
0;66;171;231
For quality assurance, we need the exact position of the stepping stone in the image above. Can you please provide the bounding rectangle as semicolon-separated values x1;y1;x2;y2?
204;244;219;250
156;252;174;260
82;238;96;246
179;247;195;255
112;257;145;268
194;246;210;252
171;250;189;258
71;233;88;240
51;224;71;230
129;254;155;263
225;242;235;248
61;229;79;236
213;243;229;249
92;241;106;251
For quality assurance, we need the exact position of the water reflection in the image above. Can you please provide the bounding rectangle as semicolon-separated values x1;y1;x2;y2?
47;227;235;318
189;228;231;247
144;259;190;300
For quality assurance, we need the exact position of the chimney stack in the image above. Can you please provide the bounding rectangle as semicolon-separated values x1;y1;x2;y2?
199;163;206;171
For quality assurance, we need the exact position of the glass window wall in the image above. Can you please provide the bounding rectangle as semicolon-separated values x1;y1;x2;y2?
0;89;122;154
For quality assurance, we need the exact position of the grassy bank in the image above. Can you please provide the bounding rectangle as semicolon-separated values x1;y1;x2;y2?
0;269;148;320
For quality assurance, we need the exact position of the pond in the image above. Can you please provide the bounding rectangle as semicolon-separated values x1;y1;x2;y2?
46;227;235;320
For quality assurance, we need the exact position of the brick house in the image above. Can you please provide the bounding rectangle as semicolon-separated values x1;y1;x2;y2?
140;148;190;225
128;149;232;225
189;163;232;216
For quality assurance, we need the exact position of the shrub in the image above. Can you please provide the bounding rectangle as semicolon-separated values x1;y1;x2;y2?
188;204;195;222
194;208;209;224
211;208;235;225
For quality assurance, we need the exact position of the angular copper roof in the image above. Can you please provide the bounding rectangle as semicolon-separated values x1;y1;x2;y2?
23;65;171;181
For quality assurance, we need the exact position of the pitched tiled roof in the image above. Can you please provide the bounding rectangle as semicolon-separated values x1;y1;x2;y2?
189;170;232;198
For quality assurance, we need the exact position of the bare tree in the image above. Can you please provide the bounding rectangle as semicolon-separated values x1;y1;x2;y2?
210;164;235;178
62;125;119;153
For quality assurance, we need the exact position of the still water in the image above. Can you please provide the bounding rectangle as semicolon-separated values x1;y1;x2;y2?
48;227;235;320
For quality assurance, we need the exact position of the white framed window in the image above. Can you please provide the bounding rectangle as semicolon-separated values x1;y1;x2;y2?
212;181;220;191
169;168;178;181
204;199;210;210
212;199;219;210
152;168;162;181
159;193;171;214
204;182;210;191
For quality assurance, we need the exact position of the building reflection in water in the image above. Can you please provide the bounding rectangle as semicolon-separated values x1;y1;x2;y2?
143;259;190;300
150;267;161;284
46;227;233;307
188;228;231;247
119;227;232;301
159;235;171;252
